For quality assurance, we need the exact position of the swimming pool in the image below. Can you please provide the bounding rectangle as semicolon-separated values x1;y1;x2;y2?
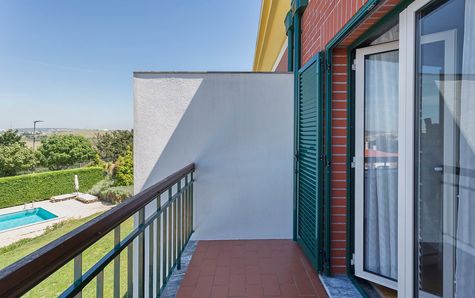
0;208;58;232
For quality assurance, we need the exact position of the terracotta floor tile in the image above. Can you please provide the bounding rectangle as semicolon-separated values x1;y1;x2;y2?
230;273;246;285
192;286;212;298
214;266;230;285
196;275;214;285
246;285;264;298
279;283;300;298
217;252;232;266
176;285;195;298
276;272;294;285
229;284;246;297
181;270;200;287
294;273;316;296
210;285;229;298
200;259;217;276
261;274;281;296
230;262;246;275
246;270;261;285
263;283;281;296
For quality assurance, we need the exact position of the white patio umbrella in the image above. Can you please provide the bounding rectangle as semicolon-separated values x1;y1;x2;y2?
74;175;79;194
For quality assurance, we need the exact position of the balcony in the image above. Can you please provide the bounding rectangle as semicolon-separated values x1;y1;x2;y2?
0;72;343;297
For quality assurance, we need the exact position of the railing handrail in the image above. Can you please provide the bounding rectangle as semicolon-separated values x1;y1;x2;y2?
0;163;195;298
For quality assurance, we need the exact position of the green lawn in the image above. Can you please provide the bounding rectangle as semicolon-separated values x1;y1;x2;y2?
0;213;134;297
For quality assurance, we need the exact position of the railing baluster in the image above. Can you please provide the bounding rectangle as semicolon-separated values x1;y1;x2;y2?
186;175;190;240
175;180;180;269
148;214;154;297
172;187;177;265
189;175;192;238
73;254;82;298
138;209;145;297
168;188;172;274
96;270;104;298
162;190;168;285
113;226;120;298
191;172;194;233
127;242;133;298
156;195;162;296
181;176;188;244
182;177;186;244
177;179;182;270
183;176;187;243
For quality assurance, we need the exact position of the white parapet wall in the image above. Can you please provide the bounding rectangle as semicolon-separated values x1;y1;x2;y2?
134;72;293;240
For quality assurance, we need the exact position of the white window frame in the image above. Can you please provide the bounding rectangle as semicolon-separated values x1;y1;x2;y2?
354;40;399;290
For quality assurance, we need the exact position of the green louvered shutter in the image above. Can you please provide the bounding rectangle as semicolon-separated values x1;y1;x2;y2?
296;52;324;271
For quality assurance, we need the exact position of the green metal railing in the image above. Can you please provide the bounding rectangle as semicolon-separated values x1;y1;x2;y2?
0;163;195;298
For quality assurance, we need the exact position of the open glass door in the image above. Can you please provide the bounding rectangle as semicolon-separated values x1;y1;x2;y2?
413;0;475;296
354;41;399;289
401;0;475;296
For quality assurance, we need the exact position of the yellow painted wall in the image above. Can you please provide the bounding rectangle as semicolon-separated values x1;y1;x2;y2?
253;0;290;71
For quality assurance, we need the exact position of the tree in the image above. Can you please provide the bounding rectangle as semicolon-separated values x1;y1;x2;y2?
114;146;133;186
93;130;133;163
38;135;97;170
0;129;24;146
0;143;36;177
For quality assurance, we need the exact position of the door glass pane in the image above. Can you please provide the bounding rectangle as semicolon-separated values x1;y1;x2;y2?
415;0;475;297
364;50;399;280
370;24;399;45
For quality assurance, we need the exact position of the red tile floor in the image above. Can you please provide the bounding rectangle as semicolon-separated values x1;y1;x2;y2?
176;240;328;298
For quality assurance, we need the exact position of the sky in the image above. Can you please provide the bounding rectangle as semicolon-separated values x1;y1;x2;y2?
0;0;261;130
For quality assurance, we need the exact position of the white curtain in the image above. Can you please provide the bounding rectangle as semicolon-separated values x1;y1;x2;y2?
455;0;475;296
363;51;398;280
364;169;398;279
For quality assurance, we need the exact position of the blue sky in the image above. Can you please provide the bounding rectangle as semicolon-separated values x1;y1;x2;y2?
0;0;261;129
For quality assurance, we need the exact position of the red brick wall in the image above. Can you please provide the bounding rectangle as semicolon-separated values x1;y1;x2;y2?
299;0;403;275
301;0;369;65
330;48;349;275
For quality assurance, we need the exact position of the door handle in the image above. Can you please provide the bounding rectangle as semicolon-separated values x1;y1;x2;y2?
434;165;444;172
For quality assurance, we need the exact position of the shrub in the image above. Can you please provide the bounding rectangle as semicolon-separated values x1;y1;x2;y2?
93;130;133;162
98;186;133;204
0;143;37;177
37;135;96;170
0;167;104;209
88;177;114;196
0;129;24;146
113;147;133;186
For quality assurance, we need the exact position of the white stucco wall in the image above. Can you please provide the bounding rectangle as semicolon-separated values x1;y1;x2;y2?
133;72;293;240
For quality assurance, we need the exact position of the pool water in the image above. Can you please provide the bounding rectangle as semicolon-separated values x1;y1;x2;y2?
0;208;58;232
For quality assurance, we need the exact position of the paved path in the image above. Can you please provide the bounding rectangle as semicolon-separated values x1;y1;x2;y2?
0;199;114;248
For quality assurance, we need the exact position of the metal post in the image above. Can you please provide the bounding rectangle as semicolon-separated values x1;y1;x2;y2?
32;120;43;151
113;226;121;298
73;254;82;298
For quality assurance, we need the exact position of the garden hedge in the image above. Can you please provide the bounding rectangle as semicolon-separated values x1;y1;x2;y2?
0;167;104;209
